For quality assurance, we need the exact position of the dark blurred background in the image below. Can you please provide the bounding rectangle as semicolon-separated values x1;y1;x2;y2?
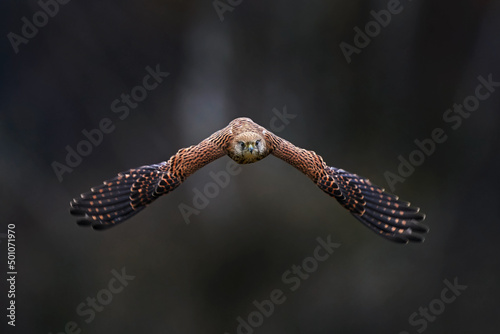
1;0;499;333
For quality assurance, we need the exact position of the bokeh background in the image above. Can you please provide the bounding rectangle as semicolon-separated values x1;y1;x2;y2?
1;0;499;333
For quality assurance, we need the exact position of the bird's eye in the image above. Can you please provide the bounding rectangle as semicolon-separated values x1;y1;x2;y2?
239;142;245;149
255;140;261;146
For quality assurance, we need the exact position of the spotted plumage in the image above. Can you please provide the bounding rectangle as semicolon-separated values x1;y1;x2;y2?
70;117;428;243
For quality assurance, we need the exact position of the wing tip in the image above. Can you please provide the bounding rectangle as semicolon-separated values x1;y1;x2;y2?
74;216;115;231
76;217;92;227
92;222;114;231
404;230;426;243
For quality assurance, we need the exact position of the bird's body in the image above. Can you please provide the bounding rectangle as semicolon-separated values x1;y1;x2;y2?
70;117;428;244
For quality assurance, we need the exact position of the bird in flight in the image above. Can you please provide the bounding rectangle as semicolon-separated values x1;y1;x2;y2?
70;117;428;243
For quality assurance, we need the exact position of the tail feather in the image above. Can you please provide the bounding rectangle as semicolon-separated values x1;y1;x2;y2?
318;167;428;244
70;161;181;229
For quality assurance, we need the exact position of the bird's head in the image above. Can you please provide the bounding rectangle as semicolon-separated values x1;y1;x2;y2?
232;132;267;163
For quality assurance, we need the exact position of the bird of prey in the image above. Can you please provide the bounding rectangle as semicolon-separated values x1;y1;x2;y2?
70;117;428;243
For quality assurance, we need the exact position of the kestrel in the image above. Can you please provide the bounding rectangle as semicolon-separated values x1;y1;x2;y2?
70;117;428;243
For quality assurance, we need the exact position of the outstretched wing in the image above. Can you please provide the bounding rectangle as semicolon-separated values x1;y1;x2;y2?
70;127;231;230
267;133;428;244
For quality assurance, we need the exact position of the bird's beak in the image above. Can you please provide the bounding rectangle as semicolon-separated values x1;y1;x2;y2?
247;143;255;153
